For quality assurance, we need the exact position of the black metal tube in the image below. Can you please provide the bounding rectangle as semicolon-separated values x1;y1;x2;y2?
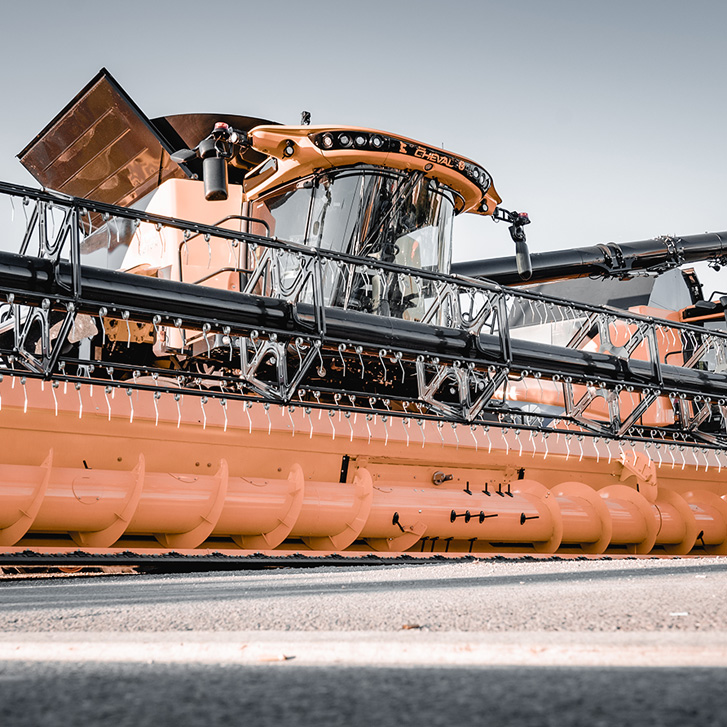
0;251;292;333
451;232;727;285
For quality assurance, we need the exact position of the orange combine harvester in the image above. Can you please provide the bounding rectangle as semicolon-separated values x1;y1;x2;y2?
1;69;726;565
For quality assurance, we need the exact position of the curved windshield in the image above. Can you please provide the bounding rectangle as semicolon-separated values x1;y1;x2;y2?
251;168;455;271
309;170;455;271
249;168;456;318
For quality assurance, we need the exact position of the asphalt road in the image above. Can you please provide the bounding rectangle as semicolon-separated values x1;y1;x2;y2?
1;558;726;726
1;661;725;727
1;557;725;632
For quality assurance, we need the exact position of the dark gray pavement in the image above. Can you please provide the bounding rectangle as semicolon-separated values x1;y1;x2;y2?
1;558;726;726
1;661;725;727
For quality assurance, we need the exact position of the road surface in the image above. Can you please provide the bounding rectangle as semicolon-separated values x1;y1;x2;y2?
1;557;726;725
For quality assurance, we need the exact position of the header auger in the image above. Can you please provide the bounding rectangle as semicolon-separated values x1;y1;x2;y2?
0;68;726;563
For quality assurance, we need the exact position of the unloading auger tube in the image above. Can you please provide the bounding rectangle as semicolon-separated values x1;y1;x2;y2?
0;183;726;561
451;232;727;285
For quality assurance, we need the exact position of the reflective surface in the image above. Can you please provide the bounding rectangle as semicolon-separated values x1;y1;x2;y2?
18;69;187;209
253;168;454;267
251;167;455;315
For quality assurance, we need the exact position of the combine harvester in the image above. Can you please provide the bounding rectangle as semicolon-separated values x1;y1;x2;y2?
1;69;726;565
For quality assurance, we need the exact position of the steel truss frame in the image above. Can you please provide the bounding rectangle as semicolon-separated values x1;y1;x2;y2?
1;181;727;457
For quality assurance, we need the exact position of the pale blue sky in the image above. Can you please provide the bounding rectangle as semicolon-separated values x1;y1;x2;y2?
1;0;726;292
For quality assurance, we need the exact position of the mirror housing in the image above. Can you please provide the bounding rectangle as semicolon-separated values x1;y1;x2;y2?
198;137;229;201
515;238;532;280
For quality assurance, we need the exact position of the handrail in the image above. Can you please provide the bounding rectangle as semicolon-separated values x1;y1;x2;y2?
177;214;270;284
191;266;253;286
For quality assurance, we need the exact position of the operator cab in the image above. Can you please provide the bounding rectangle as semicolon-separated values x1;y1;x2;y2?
18;68;526;321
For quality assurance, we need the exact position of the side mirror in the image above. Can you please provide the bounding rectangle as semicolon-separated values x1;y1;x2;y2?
493;207;533;279
515;238;532;280
172;123;246;202
198;138;229;201
203;156;228;201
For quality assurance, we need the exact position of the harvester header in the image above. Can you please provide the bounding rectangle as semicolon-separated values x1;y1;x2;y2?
0;68;726;564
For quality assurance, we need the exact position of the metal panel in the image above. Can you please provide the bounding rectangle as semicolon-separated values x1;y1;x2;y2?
18;68;189;208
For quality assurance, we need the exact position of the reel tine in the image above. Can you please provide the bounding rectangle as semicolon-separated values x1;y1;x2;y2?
127;388;134;424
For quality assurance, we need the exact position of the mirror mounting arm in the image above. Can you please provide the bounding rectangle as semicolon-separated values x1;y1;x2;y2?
493;207;532;280
170;123;251;201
